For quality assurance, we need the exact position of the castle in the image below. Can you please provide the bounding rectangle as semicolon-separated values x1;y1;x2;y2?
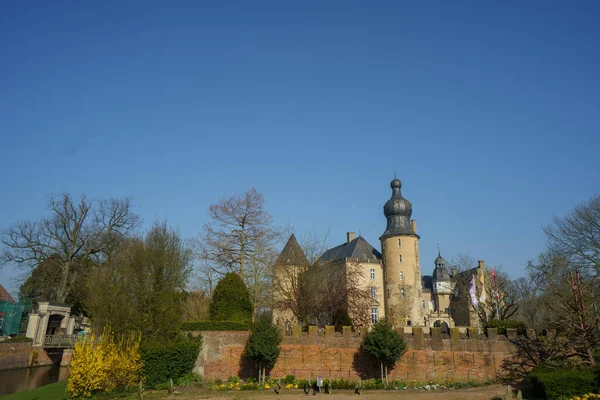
273;177;490;330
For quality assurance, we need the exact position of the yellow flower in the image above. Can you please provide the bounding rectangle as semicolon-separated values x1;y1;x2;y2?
265;384;270;389
294;384;298;388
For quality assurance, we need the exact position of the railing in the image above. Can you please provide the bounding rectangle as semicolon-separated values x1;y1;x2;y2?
43;334;77;348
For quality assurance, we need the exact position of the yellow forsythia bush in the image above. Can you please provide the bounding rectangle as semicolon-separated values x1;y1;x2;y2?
67;329;143;398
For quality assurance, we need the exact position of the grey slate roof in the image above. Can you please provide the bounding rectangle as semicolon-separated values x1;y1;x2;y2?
276;234;309;266
422;275;433;290
318;236;382;264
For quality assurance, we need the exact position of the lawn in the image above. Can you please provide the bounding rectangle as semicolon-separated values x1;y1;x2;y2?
0;381;69;400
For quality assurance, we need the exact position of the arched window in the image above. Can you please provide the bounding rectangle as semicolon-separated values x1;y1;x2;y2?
398;254;403;263
400;271;404;280
397;238;402;248
401;288;405;298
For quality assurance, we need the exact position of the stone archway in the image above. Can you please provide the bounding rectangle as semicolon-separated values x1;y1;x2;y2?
433;320;449;335
45;314;65;335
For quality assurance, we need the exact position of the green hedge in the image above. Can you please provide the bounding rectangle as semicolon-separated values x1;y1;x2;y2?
2;336;33;343
529;366;596;399
181;321;249;331
485;319;527;336
142;338;202;388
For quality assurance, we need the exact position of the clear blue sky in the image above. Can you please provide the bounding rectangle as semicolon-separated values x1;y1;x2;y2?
1;1;599;296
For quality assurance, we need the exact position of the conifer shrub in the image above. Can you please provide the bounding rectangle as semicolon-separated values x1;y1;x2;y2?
245;313;282;382
180;321;249;331
209;272;253;322
67;329;142;398
362;319;406;383
141;336;202;388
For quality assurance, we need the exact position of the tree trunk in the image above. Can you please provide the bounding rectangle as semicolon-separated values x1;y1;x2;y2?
385;365;388;387
380;362;384;383
240;226;245;279
258;362;261;383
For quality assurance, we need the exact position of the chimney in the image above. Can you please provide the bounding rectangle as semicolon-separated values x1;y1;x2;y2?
347;232;355;243
411;220;417;234
478;260;485;269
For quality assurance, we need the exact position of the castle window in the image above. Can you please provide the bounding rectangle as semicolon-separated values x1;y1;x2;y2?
398;238;402;248
429;301;434;310
371;308;379;323
370;269;375;280
422;300;426;310
370;286;377;299
407;319;412;326
401;288;405;298
398;254;403;263
400;271;404;280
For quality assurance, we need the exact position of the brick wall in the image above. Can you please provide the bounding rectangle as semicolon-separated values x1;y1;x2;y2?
192;327;517;383
0;342;54;371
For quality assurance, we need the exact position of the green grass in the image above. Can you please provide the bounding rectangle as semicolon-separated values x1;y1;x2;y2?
0;381;69;400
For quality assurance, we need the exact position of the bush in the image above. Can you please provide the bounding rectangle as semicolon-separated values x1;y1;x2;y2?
68;330;142;398
209;273;253;323
3;335;33;343
529;365;596;400
245;313;282;375
142;337;202;388
485;319;527;335
181;321;249;331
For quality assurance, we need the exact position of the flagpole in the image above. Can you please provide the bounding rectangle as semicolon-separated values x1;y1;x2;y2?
492;265;500;320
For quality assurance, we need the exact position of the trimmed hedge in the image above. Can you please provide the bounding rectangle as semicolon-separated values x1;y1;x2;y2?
529;366;596;399
485;319;527;336
181;321;249;331
142;338;202;388
2;335;33;343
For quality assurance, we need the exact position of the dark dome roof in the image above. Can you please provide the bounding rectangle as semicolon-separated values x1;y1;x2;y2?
380;177;417;238
383;178;413;219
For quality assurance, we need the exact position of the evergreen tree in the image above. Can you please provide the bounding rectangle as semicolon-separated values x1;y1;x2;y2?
245;313;281;383
209;273;253;322
362;319;406;385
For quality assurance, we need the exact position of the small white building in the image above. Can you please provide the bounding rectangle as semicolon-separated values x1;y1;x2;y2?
26;302;76;346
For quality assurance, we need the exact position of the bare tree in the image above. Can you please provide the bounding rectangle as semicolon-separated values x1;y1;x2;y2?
197;188;278;278
527;194;600;366
543;194;600;273
1;193;139;303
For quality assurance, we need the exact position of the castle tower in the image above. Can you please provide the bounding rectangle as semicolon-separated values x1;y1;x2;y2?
432;251;452;314
379;177;422;327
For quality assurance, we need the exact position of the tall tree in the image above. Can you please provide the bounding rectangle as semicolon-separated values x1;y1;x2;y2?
1;193;139;303
84;221;192;343
198;188;279;279
529;194;600;366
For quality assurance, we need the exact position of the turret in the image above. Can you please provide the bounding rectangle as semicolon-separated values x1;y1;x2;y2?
380;177;422;327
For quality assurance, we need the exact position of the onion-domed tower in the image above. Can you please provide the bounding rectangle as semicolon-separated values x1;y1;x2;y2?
379;177;422;327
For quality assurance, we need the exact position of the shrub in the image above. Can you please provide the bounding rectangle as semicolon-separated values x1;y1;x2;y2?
209;273;253;322
245;313;281;382
529;365;596;400
486;319;527;335
142;337;202;388
3;335;33;343
68;329;142;398
181;321;249;331
362;319;406;380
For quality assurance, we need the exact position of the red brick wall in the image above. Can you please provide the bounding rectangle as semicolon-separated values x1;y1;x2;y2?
193;328;515;383
0;342;53;371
